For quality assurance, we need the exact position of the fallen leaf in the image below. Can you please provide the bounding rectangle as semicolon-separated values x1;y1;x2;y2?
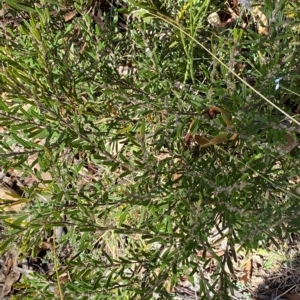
207;12;221;28
0;270;20;299
194;134;228;148
52;273;70;295
40;241;52;251
197;250;225;258
279;291;300;300
0;185;26;212
59;273;69;284
5;258;13;276
185;106;237;149
239;259;252;285
253;6;269;35
93;15;105;29
80;41;87;54
280;133;297;153
64;10;77;22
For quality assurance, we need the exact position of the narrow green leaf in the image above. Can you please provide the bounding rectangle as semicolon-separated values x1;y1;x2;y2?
6;0;36;12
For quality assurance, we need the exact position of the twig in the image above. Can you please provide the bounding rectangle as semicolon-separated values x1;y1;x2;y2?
274;285;296;300
53;230;64;300
0;150;43;158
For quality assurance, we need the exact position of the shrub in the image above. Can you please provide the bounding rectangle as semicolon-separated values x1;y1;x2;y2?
0;0;300;299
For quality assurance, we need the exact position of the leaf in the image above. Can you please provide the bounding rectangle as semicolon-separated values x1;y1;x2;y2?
177;1;190;20
43;0;60;4
64;10;77;22
117;125;132;134
6;0;36;12
239;259;252;285
226;256;235;274
207;12;221;28
280;133;297;153
194;134;227;148
264;257;274;269
278;293;300;300
186;106;237;149
0;97;9;112
0;186;27;212
0;236;15;252
0;270;20;299
253;6;269;35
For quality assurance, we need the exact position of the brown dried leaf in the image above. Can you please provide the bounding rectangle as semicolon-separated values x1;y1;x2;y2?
5;259;13;276
172;172;182;181
227;7;248;28
93;15;105;29
239;259;252;285
64;10;77;22
197;250;225;258
53;273;70;295
22;176;37;186
253;6;269;35
0;185;26;212
279;291;300;300
40;241;52;251
193;134;213;147
59;273;69;284
280;133;297;153
194;134;232;148
80;42;87;54
0;270;20;299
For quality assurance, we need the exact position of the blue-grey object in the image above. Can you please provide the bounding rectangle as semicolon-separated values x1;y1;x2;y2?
237;0;252;11
275;77;283;91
